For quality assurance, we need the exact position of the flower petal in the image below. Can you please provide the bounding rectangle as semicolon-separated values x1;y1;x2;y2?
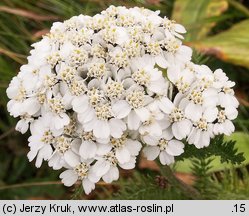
135;107;150;122
93;160;110;177
203;107;218;122
142;134;159;146
119;157;136;169
72;95;89;113
158;97;174;114
93;120;110;139
16;119;29;134
185;103;202;122
127;110;141;130
79;140;97;160
155;55;168;69
82;178;95;195
112;100;131;119
223;120;235;135
116;147;130;164
166;140;184;156
143;146;160;160
109;118;126;138
96;144;112;155
64;150;80;167
59;170;78;187
159;151;174;165
102;166;119;183
225;106;238;120
125;140;142;156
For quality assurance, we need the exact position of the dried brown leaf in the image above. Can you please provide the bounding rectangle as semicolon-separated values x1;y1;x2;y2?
32;29;49;39
146;0;161;5
0;6;59;21
175;172;196;185
139;157;160;171
235;89;249;107
0;48;26;64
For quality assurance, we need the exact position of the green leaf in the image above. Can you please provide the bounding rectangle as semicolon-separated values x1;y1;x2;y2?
175;134;247;173
172;0;228;41
188;19;249;68
224;132;249;165
113;172;187;200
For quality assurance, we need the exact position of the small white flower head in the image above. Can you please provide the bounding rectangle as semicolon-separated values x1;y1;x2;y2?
143;129;184;165
6;5;238;194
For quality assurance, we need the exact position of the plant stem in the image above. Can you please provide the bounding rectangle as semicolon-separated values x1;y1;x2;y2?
0;127;15;140
0;180;112;191
228;0;249;17
168;82;174;100
0;181;63;191
156;161;202;199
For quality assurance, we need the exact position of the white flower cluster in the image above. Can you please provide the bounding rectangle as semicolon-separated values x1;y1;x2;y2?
6;6;238;194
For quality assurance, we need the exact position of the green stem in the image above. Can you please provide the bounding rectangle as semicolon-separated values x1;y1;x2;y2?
0;180;114;191
156;161;202;200
0;127;15;140
228;0;249;17
0;181;62;191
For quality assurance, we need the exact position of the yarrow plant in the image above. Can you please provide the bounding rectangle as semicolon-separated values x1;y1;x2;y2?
6;6;239;194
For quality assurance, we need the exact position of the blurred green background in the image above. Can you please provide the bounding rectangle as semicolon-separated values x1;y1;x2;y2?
0;0;249;200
